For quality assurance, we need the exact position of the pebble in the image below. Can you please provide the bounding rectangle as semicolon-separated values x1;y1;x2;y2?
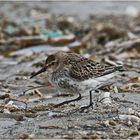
87;132;98;139
109;120;117;126
130;130;139;137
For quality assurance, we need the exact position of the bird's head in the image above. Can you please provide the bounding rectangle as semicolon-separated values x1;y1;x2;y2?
30;51;68;78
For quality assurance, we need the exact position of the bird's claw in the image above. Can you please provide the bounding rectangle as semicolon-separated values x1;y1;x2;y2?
79;103;93;113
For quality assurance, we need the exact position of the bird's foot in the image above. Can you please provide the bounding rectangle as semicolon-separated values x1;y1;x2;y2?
79;89;95;112
79;102;93;113
54;93;82;108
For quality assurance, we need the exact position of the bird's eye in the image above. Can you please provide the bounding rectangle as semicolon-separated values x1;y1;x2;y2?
51;62;55;65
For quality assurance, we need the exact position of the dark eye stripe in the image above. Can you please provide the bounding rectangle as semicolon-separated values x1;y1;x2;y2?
50;62;55;65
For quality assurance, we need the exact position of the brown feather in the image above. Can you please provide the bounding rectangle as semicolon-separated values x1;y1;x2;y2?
62;53;121;81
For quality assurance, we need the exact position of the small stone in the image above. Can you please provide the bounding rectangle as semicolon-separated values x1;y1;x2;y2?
87;132;98;139
103;120;110;127
130;130;139;137
109;120;116;126
127;120;133;126
114;86;118;93
62;135;74;139
128;108;135;115
89;134;98;139
5;99;27;110
19;133;29;139
29;133;35;139
0;92;10;99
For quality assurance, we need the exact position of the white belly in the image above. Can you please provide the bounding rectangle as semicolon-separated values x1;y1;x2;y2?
79;72;115;92
46;70;116;94
95;72;115;82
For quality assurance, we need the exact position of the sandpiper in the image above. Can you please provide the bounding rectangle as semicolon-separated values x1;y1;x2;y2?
30;51;123;109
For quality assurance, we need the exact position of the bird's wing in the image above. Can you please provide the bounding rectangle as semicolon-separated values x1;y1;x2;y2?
68;56;120;81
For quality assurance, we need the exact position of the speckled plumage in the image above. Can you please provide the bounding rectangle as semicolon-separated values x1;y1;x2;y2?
31;51;123;95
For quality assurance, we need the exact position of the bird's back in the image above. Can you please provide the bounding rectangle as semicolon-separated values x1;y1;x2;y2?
63;53;123;81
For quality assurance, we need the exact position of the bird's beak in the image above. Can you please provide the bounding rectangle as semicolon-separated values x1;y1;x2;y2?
30;67;47;79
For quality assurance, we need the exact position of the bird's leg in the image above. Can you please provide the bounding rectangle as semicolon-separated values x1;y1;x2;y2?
79;90;94;112
89;90;93;107
54;93;82;108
